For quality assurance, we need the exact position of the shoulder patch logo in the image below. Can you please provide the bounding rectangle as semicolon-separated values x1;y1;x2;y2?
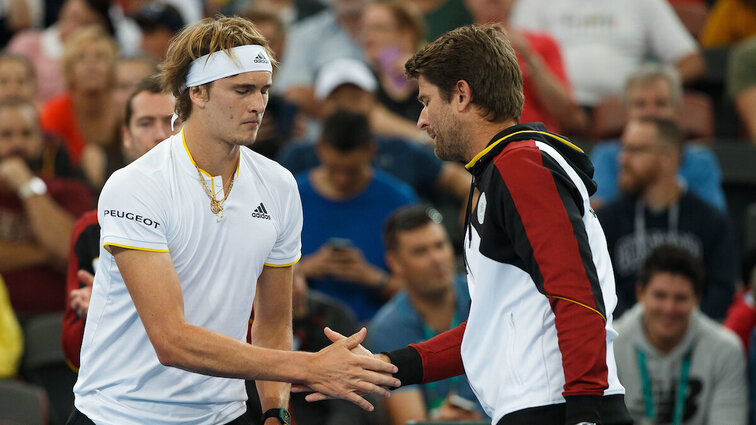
252;203;271;220
477;192;487;224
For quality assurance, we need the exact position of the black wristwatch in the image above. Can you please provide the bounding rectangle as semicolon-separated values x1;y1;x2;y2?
261;408;291;424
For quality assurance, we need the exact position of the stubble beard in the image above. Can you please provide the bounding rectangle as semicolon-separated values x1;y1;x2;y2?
432;118;468;163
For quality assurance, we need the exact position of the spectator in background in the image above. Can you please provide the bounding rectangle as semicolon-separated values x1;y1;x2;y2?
614;245;747;425
298;110;416;322
724;254;756;353
240;6;302;159
597;117;737;319
466;0;586;135
359;0;425;123
278;58;470;203
0;0;32;47
700;0;756;47
0;99;93;315
408;0;472;42
112;56;157;125
7;0;114;103
133;2;185;61
0;53;37;104
245;265;374;425
590;64;726;211
62;75;179;370
0;275;23;378
368;206;484;424
727;37;756;143
511;0;705;109
276;0;366;117
40;25;121;191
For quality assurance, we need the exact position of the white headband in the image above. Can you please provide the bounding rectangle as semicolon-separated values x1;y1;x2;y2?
183;45;272;91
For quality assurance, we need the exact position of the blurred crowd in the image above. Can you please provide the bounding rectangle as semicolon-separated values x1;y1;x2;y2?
0;0;755;424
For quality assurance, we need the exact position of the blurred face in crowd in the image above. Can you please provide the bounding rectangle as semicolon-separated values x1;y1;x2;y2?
360;3;413;64
0;104;44;163
140;27;175;61
113;59;155;119
327;0;368;17
323;84;376;117
315;143;373;197
465;0;515;24
123;91;176;161
388;221;455;300
254;20;285;62
618;120;668;195
59;0;108;41
417;76;467;162
625;78;678;121
637;272;698;351
0;59;36;103
71;38;116;93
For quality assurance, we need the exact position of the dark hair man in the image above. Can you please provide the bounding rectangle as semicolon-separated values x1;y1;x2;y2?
305;24;632;425
614;244;747;425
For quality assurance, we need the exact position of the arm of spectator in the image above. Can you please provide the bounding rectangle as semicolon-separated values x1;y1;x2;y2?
706;334;748;424
329;246;400;298
252;265;294;421
80;144;107;190
283;86;321;118
734;87;756;143
0;157;76;261
0;240;49;273
4;0;32;31
511;31;586;134
112;246;399;411
675;52;706;84
370;105;431;145
384;389;429;425
437;162;472;202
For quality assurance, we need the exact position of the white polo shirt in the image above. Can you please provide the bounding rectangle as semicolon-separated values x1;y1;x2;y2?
73;129;303;425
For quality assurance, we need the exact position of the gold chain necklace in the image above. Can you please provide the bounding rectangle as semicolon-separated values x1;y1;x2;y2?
194;164;235;222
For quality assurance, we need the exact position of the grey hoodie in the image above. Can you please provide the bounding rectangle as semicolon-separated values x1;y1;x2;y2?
614;304;747;425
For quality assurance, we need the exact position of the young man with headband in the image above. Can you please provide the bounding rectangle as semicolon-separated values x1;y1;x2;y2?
309;25;632;425
68;17;398;425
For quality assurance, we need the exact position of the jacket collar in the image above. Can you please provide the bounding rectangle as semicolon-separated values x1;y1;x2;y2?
464;122;584;176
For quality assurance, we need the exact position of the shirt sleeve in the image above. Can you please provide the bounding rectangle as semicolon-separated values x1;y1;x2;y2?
643;0;700;63
98;170;170;253
265;172;303;267
706;331;748;424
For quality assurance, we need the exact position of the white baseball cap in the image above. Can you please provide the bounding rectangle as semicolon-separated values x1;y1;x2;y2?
314;58;378;101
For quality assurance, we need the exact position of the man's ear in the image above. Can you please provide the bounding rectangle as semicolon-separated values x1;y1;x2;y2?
385;251;401;276
189;85;209;109
635;282;644;304
454;80;473;113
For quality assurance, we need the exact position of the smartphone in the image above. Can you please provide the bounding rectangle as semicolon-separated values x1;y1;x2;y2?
326;237;354;251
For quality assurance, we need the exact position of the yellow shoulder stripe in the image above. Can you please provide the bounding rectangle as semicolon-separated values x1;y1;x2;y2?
465;130;584;169
104;243;170;255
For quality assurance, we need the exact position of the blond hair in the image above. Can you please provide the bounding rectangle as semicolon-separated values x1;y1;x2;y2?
160;16;276;122
62;25;119;90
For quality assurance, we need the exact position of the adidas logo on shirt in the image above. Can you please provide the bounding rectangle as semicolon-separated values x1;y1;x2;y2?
251;203;271;220
253;53;269;64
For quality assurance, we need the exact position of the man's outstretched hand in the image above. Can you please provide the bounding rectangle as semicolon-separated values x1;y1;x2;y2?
292;327;398;410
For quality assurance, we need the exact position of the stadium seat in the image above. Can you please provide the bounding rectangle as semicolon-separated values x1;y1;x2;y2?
21;313;76;425
589;91;714;141
0;379;49;425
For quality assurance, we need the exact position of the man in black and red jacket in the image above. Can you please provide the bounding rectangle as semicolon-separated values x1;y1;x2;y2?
309;25;632;425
